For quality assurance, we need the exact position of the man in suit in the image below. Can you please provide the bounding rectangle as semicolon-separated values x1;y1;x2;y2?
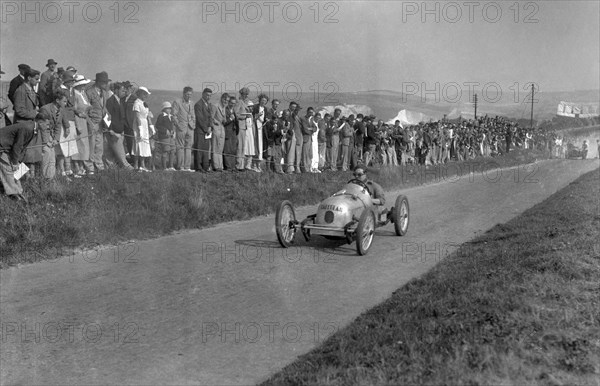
121;81;136;158
171;86;195;171
289;103;304;173
211;93;228;172
154;101;176;170
280;109;294;174
105;82;133;169
266;99;281;120
0;112;48;201
233;87;253;171
264;113;284;173
39;90;69;179
13;69;40;122
222;95;239;171
342;115;357;171
194;88;213;172
85;71;111;173
8;64;30;105
354;114;365;162
39;59;58;105
14;69;42;176
363;115;378;166
329;108;343;171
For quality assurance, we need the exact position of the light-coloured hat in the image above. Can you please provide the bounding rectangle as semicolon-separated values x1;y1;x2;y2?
247;100;254;106
72;74;91;87
138;86;151;95
161;101;172;110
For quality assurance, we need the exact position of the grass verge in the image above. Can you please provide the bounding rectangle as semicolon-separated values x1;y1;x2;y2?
260;168;600;386
1;149;547;268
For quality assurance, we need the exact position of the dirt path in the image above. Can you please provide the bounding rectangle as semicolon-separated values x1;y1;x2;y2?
1;159;598;385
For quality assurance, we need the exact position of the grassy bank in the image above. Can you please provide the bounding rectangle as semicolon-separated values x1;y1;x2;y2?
1;149;547;268
261;168;600;385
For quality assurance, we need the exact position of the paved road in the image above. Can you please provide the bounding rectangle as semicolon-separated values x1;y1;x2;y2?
1;159;598;385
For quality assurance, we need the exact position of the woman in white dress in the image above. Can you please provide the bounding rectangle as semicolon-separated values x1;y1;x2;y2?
253;94;268;172
244;100;256;171
71;75;92;176
132;87;154;171
311;115;320;172
54;85;79;176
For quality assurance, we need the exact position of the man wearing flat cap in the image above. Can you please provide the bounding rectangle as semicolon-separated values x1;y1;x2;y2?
39;59;58;105
8;64;30;105
85;71;111;172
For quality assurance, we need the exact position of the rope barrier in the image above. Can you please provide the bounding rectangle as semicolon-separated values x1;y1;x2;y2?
19;120;553;169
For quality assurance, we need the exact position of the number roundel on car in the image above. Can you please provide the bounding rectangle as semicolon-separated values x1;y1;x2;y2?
324;211;334;224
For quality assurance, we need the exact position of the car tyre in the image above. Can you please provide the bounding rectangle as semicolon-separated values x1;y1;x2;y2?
276;200;297;248
393;195;409;236
356;209;376;256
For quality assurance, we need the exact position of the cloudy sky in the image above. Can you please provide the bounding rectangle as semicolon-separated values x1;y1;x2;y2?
1;0;598;95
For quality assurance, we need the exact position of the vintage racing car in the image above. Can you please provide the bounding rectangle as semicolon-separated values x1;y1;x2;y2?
275;178;409;255
566;143;587;159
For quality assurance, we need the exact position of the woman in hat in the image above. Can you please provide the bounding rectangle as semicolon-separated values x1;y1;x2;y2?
132;87;153;172
71;74;92;176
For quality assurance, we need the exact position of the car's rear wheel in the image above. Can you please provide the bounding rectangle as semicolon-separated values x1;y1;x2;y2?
356;209;375;255
393;195;409;236
276;201;297;248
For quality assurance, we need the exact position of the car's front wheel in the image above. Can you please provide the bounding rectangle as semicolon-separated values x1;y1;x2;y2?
276;200;297;248
393;195;409;236
356;209;376;255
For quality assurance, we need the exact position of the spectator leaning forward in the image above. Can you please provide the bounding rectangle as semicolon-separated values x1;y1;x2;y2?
0;112;51;203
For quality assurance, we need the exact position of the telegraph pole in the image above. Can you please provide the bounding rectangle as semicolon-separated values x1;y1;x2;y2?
473;93;478;119
530;84;534;128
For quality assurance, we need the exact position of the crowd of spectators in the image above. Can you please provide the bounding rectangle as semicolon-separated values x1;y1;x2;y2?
0;60;594;202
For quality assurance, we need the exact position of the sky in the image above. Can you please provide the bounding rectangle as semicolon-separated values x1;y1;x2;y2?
1;0;599;97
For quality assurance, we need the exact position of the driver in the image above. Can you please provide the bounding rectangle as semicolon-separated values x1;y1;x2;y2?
353;166;387;220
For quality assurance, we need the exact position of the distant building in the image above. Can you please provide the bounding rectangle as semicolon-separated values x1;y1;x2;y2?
557;101;599;118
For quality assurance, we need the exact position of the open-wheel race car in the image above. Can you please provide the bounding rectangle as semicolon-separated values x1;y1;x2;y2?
566;143;587;159
275;179;410;255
